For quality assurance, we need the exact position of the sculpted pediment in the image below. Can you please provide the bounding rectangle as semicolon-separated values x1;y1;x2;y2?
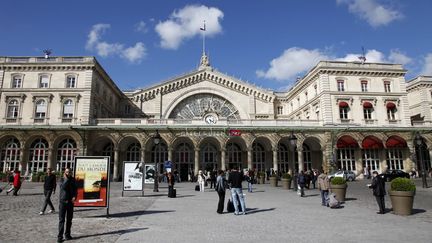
130;69;275;103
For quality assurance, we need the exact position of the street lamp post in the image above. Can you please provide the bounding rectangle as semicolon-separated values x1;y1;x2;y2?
415;132;428;188
289;132;298;191
153;130;162;192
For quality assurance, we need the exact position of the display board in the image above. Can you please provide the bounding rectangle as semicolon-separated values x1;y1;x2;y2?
144;164;156;184
73;156;110;207
123;161;144;191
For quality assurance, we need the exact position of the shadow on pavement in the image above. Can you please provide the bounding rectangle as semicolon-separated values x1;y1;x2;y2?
89;210;175;218
345;198;357;201
246;208;276;214
410;209;426;215
17;193;44;196
143;194;167;198
303;194;319;197
176;195;195;198
75;208;99;212
72;227;148;240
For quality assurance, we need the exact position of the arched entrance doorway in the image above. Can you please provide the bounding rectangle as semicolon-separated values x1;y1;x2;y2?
336;135;359;172
174;139;194;182
0;137;21;173
362;136;384;173
385;136;408;170
302;137;322;171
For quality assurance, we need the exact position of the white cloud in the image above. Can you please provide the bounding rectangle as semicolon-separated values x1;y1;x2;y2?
121;42;146;63
388;49;412;65
257;47;413;81
256;47;330;81
421;53;432;75
155;5;224;49
135;21;147;33
337;0;403;27
86;23;146;63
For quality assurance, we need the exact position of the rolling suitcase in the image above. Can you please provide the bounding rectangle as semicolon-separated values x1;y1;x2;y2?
168;187;176;198
195;185;200;191
226;194;241;213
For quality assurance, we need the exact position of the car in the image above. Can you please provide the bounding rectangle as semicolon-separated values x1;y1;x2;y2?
379;170;410;182
328;170;356;181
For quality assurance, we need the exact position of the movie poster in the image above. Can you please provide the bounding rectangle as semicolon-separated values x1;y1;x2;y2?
144;164;155;184
123;162;143;191
74;156;110;207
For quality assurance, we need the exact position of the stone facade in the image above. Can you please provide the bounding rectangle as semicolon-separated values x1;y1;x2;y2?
0;55;431;181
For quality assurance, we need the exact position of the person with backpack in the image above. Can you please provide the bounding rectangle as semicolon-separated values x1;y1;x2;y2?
215;170;227;214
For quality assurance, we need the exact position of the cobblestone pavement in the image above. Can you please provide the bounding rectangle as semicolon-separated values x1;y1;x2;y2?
0;178;431;243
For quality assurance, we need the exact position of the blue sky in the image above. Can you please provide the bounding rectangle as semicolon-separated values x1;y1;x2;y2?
1;0;432;91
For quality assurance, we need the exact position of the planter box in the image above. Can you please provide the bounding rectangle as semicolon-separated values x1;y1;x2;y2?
269;176;278;187
281;179;291;189
389;190;415;216
258;177;265;184
331;184;347;202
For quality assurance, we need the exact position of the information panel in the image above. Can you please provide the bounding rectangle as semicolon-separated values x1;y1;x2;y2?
123;161;144;191
144;164;156;184
74;156;110;207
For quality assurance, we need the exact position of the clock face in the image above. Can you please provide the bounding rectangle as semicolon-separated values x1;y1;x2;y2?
204;114;217;124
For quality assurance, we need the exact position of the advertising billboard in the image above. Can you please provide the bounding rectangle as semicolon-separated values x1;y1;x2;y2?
74;156;110;207
123;161;144;191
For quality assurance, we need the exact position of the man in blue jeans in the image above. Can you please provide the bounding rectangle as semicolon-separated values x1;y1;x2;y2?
228;167;246;215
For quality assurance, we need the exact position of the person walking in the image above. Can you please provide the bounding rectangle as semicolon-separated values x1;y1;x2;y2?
368;171;386;214
197;170;205;192
245;171;253;193
210;170;217;189
40;168;57;215
167;172;175;198
9;170;21;196
317;171;330;206
297;170;306;197
215;170;227;214
57;168;77;242
227;166;246;215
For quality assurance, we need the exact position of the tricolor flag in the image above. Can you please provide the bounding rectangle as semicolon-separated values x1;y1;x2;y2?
200;21;206;31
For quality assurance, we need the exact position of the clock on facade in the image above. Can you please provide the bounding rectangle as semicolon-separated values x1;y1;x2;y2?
204;114;218;124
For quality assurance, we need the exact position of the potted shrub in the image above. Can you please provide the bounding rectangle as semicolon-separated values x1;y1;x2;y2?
31;173;39;182
38;172;46;182
269;173;278;187
389;178;416;216
257;171;266;184
330;177;347;202
281;173;292;189
0;172;6;182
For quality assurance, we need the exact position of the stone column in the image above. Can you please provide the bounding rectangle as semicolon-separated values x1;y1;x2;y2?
297;147;304;172
19;148;25;174
168;147;173;162
379;149;387;174
247;148;252;170
194;149;200;174
273;148;278;172
355;149;363;178
48;148;55;171
221;149;226;171
140;149;146;163
114;148;119;181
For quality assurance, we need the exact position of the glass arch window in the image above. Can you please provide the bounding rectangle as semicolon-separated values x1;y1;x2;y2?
277;143;289;173
337;148;356;171
29;138;49;173
126;143;141;161
363;149;380;172
0;138;21;173
102;143;114;177
387;148;404;170
226;143;242;170
252;142;265;172
200;143;217;171
303;144;312;171
57;138;77;172
63;99;74;118
7;100;19;118
151;142;168;172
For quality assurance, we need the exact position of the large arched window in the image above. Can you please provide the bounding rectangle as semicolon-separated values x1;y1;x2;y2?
151;142;168;172
102;143;114;177
29;138;49;173
226;143;242;170
336;135;358;172
303;144;312;171
35;99;47;119
175;143;194;173
7;100;19;118
252;142;265;172
277;143;289;173
1;138;21;173
126;143;141;162
63;99;74;118
57;138;77;172
201;143;217;171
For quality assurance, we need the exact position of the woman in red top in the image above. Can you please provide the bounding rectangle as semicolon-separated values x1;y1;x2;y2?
12;169;21;196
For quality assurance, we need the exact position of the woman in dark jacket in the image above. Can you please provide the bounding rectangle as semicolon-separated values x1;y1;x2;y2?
167;172;175;198
368;171;386;214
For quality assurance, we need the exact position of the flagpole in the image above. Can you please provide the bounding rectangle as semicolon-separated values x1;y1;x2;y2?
201;20;206;54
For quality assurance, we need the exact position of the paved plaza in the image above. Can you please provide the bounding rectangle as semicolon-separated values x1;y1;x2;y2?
1;178;431;243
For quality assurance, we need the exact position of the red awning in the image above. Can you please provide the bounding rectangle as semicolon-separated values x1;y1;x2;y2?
386;136;407;148
339;101;349;108
337;136;359;148
386;102;396;109
363;102;373;108
362;136;383;149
